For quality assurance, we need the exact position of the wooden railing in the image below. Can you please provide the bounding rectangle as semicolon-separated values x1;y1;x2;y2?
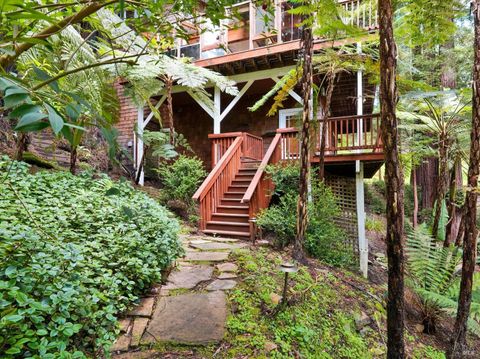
323;114;382;153
277;114;382;159
340;0;378;30
242;132;282;228
243;133;263;160
209;132;242;168
209;132;263;168
193;136;244;230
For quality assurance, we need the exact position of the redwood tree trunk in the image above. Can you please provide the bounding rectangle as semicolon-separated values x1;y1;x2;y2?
318;72;335;181
411;164;418;229
70;147;78;175
416;157;438;211
294;25;313;263
448;2;480;356
166;77;174;146
445;159;462;247
432;135;450;239
379;0;406;357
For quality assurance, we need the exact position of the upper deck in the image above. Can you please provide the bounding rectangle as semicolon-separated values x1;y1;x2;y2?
168;0;378;73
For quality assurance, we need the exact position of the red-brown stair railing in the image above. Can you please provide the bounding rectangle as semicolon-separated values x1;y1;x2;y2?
193;136;244;230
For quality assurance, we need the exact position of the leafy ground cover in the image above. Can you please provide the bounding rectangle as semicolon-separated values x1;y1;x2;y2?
0;158;182;358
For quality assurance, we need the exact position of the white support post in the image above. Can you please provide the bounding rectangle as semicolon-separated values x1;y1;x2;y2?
219;80;254;121
356;160;368;278
214;86;221;134
136;105;145;186
143;94;167;128
356;42;363;149
187;90;214;118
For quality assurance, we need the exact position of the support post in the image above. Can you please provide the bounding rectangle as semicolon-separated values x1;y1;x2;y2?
213;86;221;134
356;42;363;148
136;105;145;186
356;160;368;278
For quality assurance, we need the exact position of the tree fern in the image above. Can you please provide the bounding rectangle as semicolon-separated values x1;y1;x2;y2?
406;221;480;336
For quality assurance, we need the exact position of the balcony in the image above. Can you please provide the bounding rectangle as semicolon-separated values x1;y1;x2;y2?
168;0;378;63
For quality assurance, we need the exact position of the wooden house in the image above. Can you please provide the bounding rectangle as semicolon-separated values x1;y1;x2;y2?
115;0;381;276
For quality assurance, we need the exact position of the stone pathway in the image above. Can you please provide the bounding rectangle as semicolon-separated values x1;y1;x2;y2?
111;234;246;356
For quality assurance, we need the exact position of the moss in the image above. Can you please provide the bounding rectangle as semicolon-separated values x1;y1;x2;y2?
22;151;62;170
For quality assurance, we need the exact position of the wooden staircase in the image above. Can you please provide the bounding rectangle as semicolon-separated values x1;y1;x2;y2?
192;132;282;239
203;160;259;237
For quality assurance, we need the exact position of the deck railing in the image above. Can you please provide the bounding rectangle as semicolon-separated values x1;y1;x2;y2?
210;132;264;168
277;113;382;159
172;0;378;61
340;0;378;30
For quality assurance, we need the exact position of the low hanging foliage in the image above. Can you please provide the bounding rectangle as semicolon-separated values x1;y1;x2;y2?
0;158;182;357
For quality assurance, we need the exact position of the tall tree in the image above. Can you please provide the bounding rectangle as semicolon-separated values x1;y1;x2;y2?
379;0;406;357
448;0;480;356
294;23;313;263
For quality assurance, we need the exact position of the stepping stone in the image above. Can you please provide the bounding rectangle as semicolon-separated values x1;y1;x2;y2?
216;263;238;272
184;251;230;262
189;239;212;245
131;318;149;347
113;350;158;359
118;318;132;333
163;265;213;289
218;272;238;280
143;292;226;344
127;297;155;317
189;242;247;251
205;236;239;243
111;334;131;352
206;279;237;291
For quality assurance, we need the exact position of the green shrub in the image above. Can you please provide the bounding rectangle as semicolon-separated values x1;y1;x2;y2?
265;163;299;197
0;158;182;357
365;218;385;232
257;165;352;267
156;155;206;207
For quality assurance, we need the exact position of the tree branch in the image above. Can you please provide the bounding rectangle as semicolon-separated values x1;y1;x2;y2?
0;0;117;70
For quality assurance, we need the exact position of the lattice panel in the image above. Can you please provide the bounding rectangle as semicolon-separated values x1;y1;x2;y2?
325;175;359;257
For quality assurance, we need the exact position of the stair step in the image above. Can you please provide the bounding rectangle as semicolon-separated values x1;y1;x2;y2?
223;192;245;199
206;221;250;233
202;229;251;237
211;213;249;223
229;184;249;190
216;205;249;214
232;179;251;186
221;198;243;206
235;174;255;180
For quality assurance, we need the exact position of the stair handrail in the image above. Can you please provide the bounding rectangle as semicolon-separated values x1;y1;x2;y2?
241;132;282;222
193;135;244;230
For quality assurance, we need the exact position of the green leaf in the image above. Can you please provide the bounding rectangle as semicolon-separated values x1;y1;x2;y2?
4;93;29;109
66;103;82;121
46;104;64;135
5;266;17;276
3;314;23;323
33;67;60;93
15;113;48;131
9;104;43;119
105;187;121;196
36;329;48;336
5;347;21;355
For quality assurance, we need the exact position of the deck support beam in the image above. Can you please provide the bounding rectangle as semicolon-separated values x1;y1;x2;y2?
356;42;363;148
356;160;368;278
144;94;167;128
